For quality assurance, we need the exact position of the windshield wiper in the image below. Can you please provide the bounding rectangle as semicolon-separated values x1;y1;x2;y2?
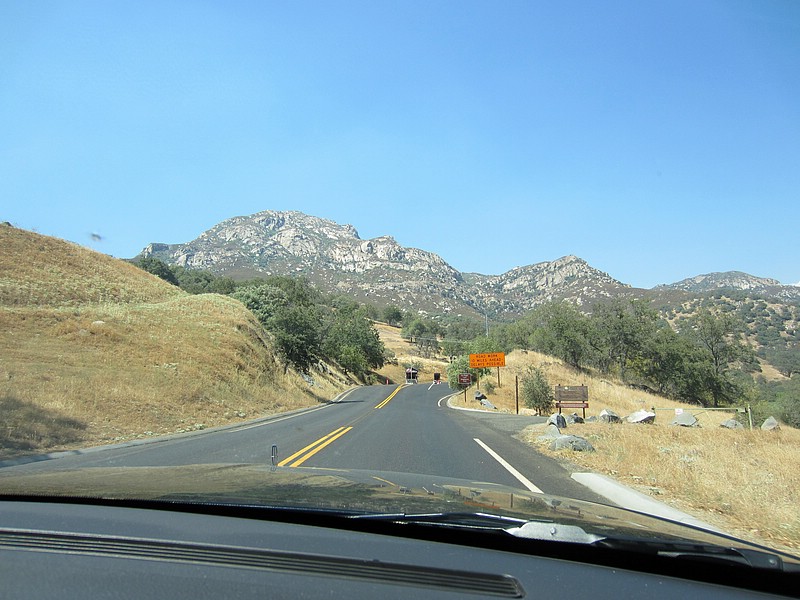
349;512;605;543
351;512;796;572
349;511;528;530
593;537;796;572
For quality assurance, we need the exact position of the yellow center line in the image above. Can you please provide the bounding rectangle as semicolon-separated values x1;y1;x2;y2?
289;427;353;467
277;427;346;467
375;385;403;409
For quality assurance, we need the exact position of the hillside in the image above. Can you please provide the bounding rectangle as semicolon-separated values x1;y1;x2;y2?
0;225;346;459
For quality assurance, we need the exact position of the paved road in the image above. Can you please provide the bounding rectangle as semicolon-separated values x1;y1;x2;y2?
2;384;606;503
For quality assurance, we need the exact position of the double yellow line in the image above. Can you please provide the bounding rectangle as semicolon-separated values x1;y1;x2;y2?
375;385;403;409
278;387;403;467
277;426;353;467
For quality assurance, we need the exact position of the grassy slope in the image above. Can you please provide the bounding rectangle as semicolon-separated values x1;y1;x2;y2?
375;325;800;552
0;226;347;457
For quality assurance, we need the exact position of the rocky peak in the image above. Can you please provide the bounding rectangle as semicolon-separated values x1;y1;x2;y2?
137;210;640;315
654;271;800;303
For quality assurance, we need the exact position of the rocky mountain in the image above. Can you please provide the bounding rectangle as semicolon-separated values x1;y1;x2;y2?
655;272;800;302
466;256;629;313
138;210;631;317
139;210;799;317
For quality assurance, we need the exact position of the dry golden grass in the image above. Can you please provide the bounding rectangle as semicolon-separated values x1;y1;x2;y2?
491;350;800;552
0;225;182;306
0;227;349;458
521;421;800;552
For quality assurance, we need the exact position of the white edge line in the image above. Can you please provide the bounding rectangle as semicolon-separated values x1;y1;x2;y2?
474;438;543;494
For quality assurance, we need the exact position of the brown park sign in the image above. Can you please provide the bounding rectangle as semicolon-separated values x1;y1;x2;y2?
469;352;506;368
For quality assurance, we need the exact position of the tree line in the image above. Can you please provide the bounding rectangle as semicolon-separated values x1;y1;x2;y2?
399;297;797;424
490;299;756;408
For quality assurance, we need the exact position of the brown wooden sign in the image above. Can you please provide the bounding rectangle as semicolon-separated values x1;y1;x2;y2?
555;385;589;417
555;385;588;401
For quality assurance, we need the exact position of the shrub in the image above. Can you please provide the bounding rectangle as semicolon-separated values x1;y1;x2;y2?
521;366;554;415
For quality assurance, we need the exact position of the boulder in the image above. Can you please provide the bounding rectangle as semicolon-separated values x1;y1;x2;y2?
599;409;622;424
537;423;562;441
547;413;567;429
474;391;487;401
480;398;497;410
761;416;780;431
585;415;598;423
565;412;584;424
626;409;656;424
671;412;699;427
720;418;744;430
550;435;595;452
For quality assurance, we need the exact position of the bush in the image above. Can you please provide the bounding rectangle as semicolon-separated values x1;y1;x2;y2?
521;366;554;415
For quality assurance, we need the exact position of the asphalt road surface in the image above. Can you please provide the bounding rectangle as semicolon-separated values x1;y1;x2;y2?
2;384;606;503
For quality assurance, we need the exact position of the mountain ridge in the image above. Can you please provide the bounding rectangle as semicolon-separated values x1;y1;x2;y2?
139;210;800;315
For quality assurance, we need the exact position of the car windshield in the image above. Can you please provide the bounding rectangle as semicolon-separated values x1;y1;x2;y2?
2;0;799;569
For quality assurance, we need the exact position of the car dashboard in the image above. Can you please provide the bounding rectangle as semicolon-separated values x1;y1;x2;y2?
1;499;795;599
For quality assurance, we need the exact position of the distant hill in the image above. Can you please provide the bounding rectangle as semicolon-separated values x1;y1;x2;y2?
655;271;800;301
139;210;632;317
0;224;341;458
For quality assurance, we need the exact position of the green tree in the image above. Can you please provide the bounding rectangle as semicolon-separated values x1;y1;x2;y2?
382;305;403;327
685;309;752;406
170;266;236;294
134;257;179;286
520;366;554;415
529;302;593;370
262;275;319;307
767;345;800;378
444;317;485;342
633;327;695;397
232;285;290;325
590;298;659;380
441;339;467;358
322;307;385;377
268;305;321;373
446;355;479;390
402;317;441;340
232;281;321;373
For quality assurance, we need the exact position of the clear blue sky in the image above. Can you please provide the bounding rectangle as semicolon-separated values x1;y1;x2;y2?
3;1;798;288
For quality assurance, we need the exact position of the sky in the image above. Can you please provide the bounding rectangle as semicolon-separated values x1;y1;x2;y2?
2;1;798;289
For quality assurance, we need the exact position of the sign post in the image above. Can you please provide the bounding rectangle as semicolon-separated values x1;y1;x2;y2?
458;373;471;403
